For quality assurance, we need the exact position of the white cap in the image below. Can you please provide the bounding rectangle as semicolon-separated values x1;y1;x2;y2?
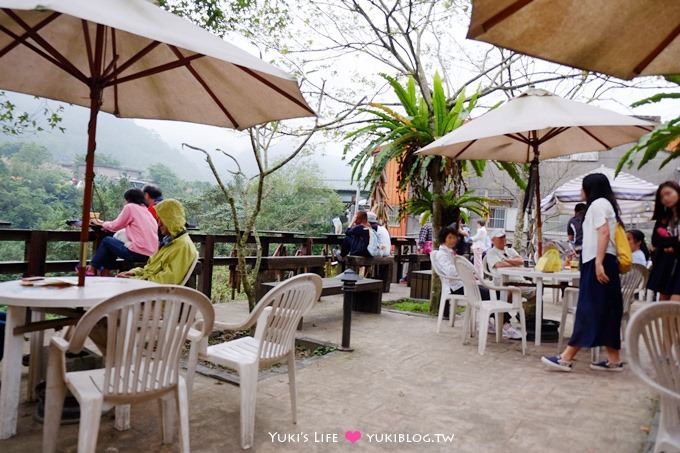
491;229;507;239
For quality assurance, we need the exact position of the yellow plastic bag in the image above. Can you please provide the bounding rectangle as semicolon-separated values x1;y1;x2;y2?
535;248;562;273
614;223;633;273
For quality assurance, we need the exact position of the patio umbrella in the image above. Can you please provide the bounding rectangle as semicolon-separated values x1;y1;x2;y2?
0;0;314;285
466;0;680;80
417;88;654;255
541;166;657;223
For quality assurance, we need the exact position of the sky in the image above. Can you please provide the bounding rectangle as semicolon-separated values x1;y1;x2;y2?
131;3;679;184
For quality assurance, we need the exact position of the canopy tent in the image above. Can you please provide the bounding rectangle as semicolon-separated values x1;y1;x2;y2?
0;0;314;285
541;166;658;223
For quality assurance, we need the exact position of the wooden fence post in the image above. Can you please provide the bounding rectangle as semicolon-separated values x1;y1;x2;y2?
25;231;48;277
198;234;215;299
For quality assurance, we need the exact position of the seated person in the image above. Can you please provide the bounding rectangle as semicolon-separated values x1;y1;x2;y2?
142;184;164;221
338;210;372;259
88;189;158;275
368;211;392;256
117;199;197;284
434;227;521;339
485;229;537;313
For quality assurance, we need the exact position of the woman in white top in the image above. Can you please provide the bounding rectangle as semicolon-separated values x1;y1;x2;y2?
542;173;625;372
469;219;488;278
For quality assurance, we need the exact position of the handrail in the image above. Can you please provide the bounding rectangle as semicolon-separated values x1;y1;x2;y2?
0;228;419;299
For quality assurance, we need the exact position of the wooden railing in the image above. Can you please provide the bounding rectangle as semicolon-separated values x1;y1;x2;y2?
0;229;420;299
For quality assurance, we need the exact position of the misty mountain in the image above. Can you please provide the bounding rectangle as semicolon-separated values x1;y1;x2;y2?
1;92;210;181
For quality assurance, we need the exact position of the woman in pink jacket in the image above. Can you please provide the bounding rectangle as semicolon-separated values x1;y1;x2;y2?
87;189;159;275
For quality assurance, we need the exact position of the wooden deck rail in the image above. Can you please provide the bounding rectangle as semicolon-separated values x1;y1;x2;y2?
0;229;420;299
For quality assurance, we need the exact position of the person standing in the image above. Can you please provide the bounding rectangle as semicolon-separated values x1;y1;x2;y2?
567;203;586;250
470;220;489;277
647;181;680;301
542;173;625;372
418;214;433;254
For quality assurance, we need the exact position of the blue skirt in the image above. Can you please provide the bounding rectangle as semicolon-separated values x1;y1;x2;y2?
569;254;623;350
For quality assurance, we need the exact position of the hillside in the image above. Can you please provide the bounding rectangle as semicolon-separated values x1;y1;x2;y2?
1;92;210;181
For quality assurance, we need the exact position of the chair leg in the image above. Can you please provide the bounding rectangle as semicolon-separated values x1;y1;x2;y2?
495;313;502;344
450;299;456;327
77;396;103;453
558;297;570;353
436;297;447;333
239;365;259;449
462;305;471;345
42;366;66;453
518;308;527;355
159;396;177;444
114;405;131;431
176;380;191;453
287;351;297;424
478;312;489;355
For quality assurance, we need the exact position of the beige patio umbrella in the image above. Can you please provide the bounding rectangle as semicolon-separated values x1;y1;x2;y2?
467;0;680;80
0;0;314;285
417;88;654;255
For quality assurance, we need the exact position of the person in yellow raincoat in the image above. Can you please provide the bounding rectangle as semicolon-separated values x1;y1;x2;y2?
117;199;197;284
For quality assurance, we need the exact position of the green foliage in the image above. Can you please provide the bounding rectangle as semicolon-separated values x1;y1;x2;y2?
617;75;680;174
158;0;290;40
344;73;483;198
403;190;492;223
0;92;64;136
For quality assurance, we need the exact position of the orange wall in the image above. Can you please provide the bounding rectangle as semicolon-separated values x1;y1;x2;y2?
384;159;409;237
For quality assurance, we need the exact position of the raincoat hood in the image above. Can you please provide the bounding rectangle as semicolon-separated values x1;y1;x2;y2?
155;199;186;237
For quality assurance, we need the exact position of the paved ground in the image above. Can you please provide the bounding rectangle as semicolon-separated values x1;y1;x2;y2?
1;284;656;452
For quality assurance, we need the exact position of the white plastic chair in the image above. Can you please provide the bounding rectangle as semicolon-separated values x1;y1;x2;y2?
621;264;649;340
187;273;322;449
625;302;680;453
455;256;527;355
42;286;214;453
180;252;200;286
558;264;648;353
429;251;466;333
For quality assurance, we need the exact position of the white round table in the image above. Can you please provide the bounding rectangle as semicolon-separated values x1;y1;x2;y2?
0;277;158;439
495;268;580;346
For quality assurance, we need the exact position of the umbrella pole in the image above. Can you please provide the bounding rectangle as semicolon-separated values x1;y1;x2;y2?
532;141;543;258
77;88;102;286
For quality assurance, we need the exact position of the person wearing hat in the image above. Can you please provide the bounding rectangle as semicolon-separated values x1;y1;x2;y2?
368;211;391;257
117;199;197;284
485;229;534;339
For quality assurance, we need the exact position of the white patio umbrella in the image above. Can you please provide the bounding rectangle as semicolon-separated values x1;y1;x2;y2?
0;0;314;285
417;88;654;255
541;166;657;223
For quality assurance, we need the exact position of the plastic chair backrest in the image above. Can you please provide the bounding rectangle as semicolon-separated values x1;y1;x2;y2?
252;274;322;363
429;250;445;279
180;252;199;286
481;254;495;283
454;256;483;302
621;263;648;315
625;302;680;403
68;286;214;398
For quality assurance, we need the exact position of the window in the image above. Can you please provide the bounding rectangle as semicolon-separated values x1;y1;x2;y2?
387;206;400;228
488;207;506;229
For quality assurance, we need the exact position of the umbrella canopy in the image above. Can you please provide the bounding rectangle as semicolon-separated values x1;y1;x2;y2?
417;88;654;255
0;0;314;285
541;166;657;222
467;0;680;80
0;0;313;128
418;88;654;162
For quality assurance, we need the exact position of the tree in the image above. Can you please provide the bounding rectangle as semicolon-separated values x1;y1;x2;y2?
0;92;64;136
617;75;680;174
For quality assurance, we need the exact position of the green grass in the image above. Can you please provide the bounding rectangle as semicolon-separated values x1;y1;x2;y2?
384;298;466;315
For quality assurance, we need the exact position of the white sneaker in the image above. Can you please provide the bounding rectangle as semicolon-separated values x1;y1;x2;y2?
502;323;522;340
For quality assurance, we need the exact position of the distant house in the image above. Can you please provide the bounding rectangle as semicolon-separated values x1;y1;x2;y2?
62;163;153;187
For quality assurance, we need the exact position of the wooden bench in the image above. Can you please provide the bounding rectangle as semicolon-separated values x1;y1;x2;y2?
343;256;394;293
410;270;431;300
